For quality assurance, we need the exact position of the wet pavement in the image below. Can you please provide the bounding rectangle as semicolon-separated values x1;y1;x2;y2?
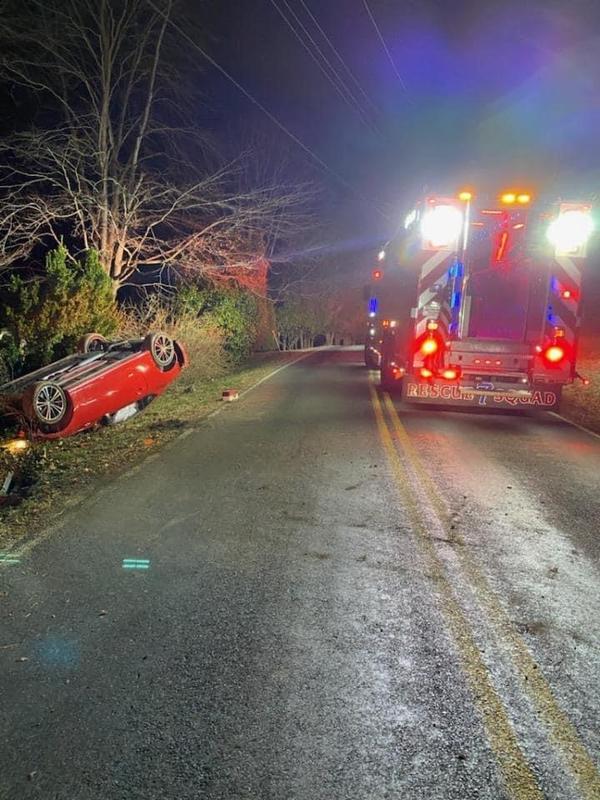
1;348;599;799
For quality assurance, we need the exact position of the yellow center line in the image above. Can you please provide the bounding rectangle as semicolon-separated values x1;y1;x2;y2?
369;384;543;800
381;390;600;800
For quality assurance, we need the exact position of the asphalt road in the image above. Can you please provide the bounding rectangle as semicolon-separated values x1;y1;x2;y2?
2;348;599;800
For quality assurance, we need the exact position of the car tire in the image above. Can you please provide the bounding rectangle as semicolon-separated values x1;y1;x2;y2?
78;333;108;354
26;381;69;426
143;332;176;370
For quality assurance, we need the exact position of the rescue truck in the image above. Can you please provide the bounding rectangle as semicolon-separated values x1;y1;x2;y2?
368;190;593;410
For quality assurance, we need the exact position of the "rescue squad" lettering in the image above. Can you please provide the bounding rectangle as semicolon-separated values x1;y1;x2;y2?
405;384;557;406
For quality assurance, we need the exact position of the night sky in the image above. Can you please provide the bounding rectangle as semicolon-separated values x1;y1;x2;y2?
200;0;600;251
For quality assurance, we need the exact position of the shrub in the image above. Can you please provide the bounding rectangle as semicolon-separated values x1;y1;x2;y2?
0;246;119;373
118;297;228;390
176;284;260;364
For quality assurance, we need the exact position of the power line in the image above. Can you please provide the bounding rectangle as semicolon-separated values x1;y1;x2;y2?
144;0;392;220
361;0;409;95
269;0;380;136
296;0;382;118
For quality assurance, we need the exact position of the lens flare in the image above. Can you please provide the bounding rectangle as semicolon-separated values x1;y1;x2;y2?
421;205;463;248
547;210;593;253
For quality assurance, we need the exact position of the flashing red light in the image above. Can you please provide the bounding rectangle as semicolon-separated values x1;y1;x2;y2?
420;367;433;378
560;289;577;301
420;337;439;356
372;269;383;281
544;345;565;364
441;368;459;380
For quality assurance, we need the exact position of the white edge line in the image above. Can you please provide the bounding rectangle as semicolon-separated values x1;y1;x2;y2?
548;411;600;441
239;350;316;398
186;349;316;427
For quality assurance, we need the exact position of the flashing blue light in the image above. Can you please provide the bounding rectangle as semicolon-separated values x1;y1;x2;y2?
369;297;378;314
449;261;464;279
451;291;461;309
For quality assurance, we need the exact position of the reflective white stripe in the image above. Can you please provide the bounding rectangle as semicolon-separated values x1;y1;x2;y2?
415;319;428;337
417;274;449;310
420;249;450;280
555;256;582;287
417;287;437;309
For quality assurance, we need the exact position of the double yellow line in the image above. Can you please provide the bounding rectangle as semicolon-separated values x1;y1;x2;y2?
369;384;600;800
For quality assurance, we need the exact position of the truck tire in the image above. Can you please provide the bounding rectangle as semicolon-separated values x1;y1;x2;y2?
381;364;400;392
365;350;378;369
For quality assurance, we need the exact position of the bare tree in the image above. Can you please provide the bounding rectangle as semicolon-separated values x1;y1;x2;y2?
0;0;312;290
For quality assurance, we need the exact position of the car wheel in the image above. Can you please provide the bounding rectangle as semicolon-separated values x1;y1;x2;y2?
78;333;108;353
143;332;176;370
29;382;68;426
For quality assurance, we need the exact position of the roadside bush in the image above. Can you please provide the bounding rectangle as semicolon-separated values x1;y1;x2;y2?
176;284;260;364
118;297;228;390
0;246;119;373
0;331;19;384
276;296;327;350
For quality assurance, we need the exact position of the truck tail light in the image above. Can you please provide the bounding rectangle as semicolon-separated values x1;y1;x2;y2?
420;367;433;378
441;368;460;380
420;337;438;356
543;345;566;364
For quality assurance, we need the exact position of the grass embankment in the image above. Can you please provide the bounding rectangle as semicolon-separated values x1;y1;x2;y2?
0;351;301;548
561;337;600;434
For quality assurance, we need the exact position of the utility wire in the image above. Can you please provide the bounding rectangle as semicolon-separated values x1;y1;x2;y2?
361;0;409;95
144;0;392;220
296;0;382;118
269;0;380;136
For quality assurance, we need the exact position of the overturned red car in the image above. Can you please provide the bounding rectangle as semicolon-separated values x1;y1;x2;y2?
0;332;187;439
